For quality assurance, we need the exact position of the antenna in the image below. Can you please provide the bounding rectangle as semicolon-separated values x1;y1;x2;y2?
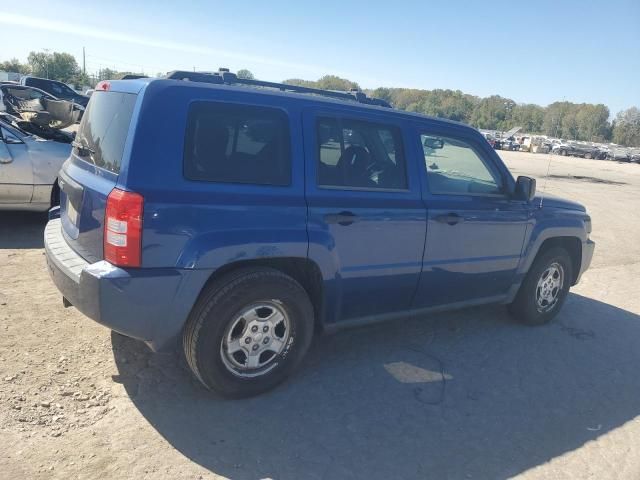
539;117;560;208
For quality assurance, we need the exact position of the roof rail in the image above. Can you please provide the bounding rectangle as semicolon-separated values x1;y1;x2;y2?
164;68;391;108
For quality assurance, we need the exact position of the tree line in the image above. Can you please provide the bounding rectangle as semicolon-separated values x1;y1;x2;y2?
2;52;638;146
284;76;639;147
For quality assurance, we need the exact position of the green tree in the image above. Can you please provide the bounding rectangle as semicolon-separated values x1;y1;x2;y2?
576;104;610;142
470;95;513;130
612;107;640;147
27;51;80;82
284;75;359;91
0;58;31;74
511;104;545;133
237;69;255;80
97;68;118;81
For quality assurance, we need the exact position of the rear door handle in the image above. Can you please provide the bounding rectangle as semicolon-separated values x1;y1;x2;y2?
324;211;359;226
434;213;464;226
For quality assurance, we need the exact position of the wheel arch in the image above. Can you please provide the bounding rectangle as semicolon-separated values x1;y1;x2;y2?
532;236;582;285
194;257;325;333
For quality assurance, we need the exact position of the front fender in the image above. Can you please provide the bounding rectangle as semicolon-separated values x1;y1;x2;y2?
518;208;588;276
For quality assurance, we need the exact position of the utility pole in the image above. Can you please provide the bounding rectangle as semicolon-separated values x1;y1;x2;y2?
83;47;86;75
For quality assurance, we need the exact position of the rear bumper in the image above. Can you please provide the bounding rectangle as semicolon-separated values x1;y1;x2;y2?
44;219;209;351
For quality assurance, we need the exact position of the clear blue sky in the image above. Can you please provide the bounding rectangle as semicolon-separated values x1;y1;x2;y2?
1;0;638;115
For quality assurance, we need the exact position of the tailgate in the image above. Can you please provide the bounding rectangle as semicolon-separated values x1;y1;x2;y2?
59;89;138;262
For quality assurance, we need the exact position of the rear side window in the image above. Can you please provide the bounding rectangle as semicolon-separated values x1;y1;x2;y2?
317;117;407;190
184;102;291;185
74;91;137;174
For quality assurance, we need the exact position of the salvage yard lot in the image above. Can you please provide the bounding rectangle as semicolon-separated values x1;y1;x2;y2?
1;151;640;480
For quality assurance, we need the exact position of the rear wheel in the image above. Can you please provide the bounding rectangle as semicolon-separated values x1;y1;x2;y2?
584;152;592;159
508;247;573;325
183;267;314;398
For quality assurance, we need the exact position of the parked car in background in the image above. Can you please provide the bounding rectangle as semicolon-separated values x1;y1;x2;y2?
21;76;90;107
44;71;594;398
0;84;83;128
501;136;520;151
608;147;631;162
0;115;70;210
482;132;497;148
552;142;598;159
630;149;640;163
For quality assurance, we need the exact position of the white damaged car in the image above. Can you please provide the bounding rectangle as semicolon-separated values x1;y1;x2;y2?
0;115;71;211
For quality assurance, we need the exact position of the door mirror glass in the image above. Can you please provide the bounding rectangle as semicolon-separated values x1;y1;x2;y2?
515;175;536;201
423;137;444;150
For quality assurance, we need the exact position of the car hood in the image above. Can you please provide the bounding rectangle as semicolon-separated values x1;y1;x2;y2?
535;193;586;212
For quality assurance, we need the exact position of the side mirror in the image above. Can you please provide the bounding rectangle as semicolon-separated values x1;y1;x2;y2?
423;137;444;149
515;175;536;202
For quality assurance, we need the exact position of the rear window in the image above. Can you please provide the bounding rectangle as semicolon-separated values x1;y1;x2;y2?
74;91;137;174
183;102;291;185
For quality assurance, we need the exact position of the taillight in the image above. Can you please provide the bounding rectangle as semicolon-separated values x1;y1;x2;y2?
104;188;143;267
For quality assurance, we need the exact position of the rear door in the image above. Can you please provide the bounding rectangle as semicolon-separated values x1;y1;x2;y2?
58;87;138;262
303;108;426;321
413;125;529;307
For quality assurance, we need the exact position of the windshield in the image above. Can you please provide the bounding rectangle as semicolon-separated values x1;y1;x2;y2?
74;91;137;174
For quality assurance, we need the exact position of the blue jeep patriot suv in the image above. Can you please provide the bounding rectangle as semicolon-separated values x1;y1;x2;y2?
44;70;595;397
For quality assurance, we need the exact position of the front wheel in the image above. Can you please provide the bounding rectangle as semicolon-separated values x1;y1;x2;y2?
183;267;314;398
508;247;573;325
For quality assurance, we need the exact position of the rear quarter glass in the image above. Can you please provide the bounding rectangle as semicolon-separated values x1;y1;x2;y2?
74;91;137;174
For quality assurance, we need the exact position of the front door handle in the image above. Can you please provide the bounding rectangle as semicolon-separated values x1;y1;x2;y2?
434;213;464;226
325;211;359;226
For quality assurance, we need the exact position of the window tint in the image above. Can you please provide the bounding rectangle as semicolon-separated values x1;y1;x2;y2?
74;91;137;174
317;117;407;190
184;102;290;185
421;134;503;195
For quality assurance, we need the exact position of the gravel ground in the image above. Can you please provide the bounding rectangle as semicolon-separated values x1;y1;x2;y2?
1;151;640;480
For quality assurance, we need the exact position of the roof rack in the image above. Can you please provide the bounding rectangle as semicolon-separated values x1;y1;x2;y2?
164;68;391;108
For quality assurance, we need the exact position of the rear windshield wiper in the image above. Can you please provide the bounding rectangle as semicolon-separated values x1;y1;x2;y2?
72;140;95;156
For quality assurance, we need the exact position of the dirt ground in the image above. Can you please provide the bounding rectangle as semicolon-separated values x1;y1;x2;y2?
1;151;640;480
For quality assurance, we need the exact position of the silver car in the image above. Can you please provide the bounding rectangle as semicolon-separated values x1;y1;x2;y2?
0;117;71;211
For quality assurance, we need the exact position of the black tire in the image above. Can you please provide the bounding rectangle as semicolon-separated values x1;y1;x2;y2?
559;149;567;156
508;247;573;326
183;267;314;398
584;152;592;159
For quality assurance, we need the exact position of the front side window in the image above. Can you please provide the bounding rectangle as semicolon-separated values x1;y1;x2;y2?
421;134;503;195
184;102;290;185
317;117;407;190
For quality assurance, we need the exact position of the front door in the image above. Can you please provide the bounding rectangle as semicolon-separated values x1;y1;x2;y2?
413;127;529;307
303;109;427;322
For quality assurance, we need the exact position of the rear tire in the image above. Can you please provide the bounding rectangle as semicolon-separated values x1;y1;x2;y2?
508;247;573;326
183;267;314;398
